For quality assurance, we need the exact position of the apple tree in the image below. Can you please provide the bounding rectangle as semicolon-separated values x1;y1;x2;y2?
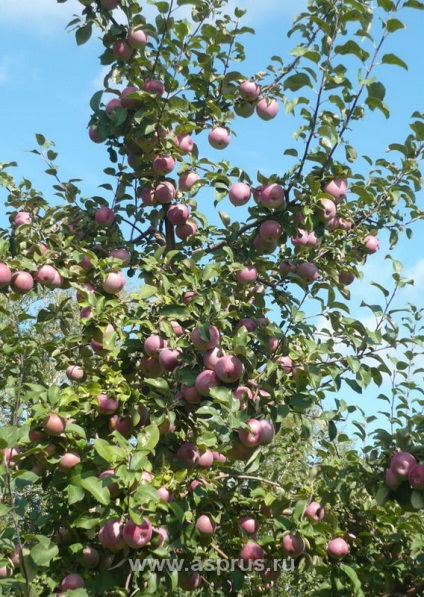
1;0;424;595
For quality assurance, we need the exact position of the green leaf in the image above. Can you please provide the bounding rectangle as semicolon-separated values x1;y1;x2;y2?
76;23;93;46
375;484;392;506
30;542;59;566
411;490;424;510
144;377;169;391
411;120;424;141
94;438;126;463
137;285;158;299
339;563;363;594
386;18;405;32
283;73;311;92
80;476;111;505
335;40;369;62
328;420;337;441
381;53;408;70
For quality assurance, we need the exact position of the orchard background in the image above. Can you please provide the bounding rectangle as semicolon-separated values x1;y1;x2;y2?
1;0;424;595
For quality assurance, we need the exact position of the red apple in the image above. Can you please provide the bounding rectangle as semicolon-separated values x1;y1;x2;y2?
0;263;12;287
102;271;125;294
229;182;251;206
99;470;119;497
105;97;123;117
176;442;200;468
100;0;118;8
259;220;281;242
258;183;285;208
259;420;274;445
109;415;133;437
304;501;325;521
339;271;355;285
208;126;231;149
327;537;349;560
238;419;263;447
279;260;296;277
178;571;201;591
60;574;85;591
113;39;134;61
99;519;125;552
324;178;347;202
13;211;32;226
123;518;153;548
181;384;202;405
144;334;168;356
176;220;198;240
239;541;264;561
120;86;141;109
143;79;165;95
59;452;81;471
390;451;417;480
127;29;149;48
363;235;380;254
155;181;176;204
239;80;260;100
235;266;257;284
159;348;182;372
109;248;131;266
80;546;100;569
95;206;115;226
35;265;63;288
179;171;200;191
198;450;214;468
282;534;305;558
385;468;401;490
175;133;194;154
196;514;216;535
296;262;319;284
167;204;189;226
152;155;176;175
11;271;34;294
239;516;259;535
2;447;20;467
195;370;221;397
215;355;244;383
203;346;224;370
96;394;119;414
316;198;337;221
191;325;220;352
256;98;279;120
409;464;424;490
42;413;66;436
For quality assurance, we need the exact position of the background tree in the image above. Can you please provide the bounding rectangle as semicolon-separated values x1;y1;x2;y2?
1;0;424;595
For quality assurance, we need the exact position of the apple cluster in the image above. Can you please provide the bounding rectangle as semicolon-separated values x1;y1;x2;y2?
385;451;424;492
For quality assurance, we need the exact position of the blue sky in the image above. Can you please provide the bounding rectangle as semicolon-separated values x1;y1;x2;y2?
0;0;423;441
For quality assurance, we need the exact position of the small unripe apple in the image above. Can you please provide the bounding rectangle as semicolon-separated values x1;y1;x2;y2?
239;80;260;100
408;464;424;490
215;355;244;383
179;171;200;191
327;537;349;560
258;183;285;208
42;413;66;436
235;266;257;284
59;574;85;591
208;126;231;149
239;516;259;535
127;29;149;48
238;418;263;447
234;101;256;118
155;181;176;204
390;451;417;480
283;534;305;558
102;271;125;294
239;541;264;561
95;206;115;226
363;234;380;254
59;452;81;471
11;271;34;294
113;39;134;61
256;98;279;120
296;262;319;284
143;78;165;95
324;178;347;202
304;501;325;521
0;263;12;287
196;514;216;535
167;204;189;226
152;155;176;175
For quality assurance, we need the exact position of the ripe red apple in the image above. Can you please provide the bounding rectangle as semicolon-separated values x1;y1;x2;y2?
176;220;198;240
11;271;34;294
35;265;63;288
176;442;200;468
105;97;122;117
155;181;176;204
191;325;220;352
99;519;125;552
99;470;119;497
258;183;285;208
208;126;231;149
363;234;380;254
259;220;281;241
102;271;125;294
143;79;165;95
239;80;260;100
138;187;156;206
90;323;115;353
170;320;185;336
59;452;81;471
196;514;216;535
296;262;319;284
183;290;197;303
80;546;100;569
256;98;279;120
178;571;201;591
152;155;176;175
195;370;221;396
120;86;141;109
0;263;12;287
167;204;189;226
60;574;85;591
100;0;118;8
157;486;173;502
198;450;214;468
304;501;325;521
229;182;251;206
239;541;264;561
239;516;259;535
42;413;66;436
276;355;293;373
13;211;32;226
127;28;149;48
235;266;257;284
88;125;106;143
279;260;296;277
408;464;424;490
144;334;168;356
181;384;202;404
259;420;274;445
95;206;115;226
179;171;200;191
0;566;12;578
151;527;168;547
109;415;133;437
233;386;253;409
175;133;194;154
123;518;153;548
96;394;119;414
292;229;309;247
109;248;131;266
324;178;347;201
215;355;244;383
390;451;417;480
159;348;182;372
2;447;20;467
203;346;224;370
113;39;133;61
238;419;263;447
316;198;337;221
339;271;355;285
327;537;349;560
213;452;227;463
138;355;163;377
282;534;305;558
235;318;256;332
385;468;401;490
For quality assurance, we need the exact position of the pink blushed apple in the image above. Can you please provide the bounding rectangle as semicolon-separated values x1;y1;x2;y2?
385;468;401;490
13;211;32;226
208;126;231;149
155;181;176;204
35;265;63;289
238;419;263;447
96;394;119;414
167;204;189;226
258;183;285;208
99;519;125;552
215;355;244;383
176;220;198;240
102;271;125;294
113;39;134;61
42;413;66;436
239;80;260;101
66;365;85;382
239;516;259;536
59;574;85;591
282;534;305;558
229;182;251;206
152;155;176;175
235;266;257;284
176;442;200;468
327;537;349;560
316;198;337;221
304;501;325;521
196;514;216;535
195;370;221;396
143;79;165;95
120;86;141;110
390;451;417;480
105;98;123;117
95;206;115;226
0;263;12;287
363;235;380;254
11;271;34;294
127;29;149;49
408;464;424;490
324;178;347;202
59;452;81;471
198;450;214;468
175;133;194;154
296;262;319;284
191;325;220;351
256;98;279;120
144;334;168;356
259;220;281;242
239;541;264;561
159;348;182;372
110;248;131;266
179;171;200;191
